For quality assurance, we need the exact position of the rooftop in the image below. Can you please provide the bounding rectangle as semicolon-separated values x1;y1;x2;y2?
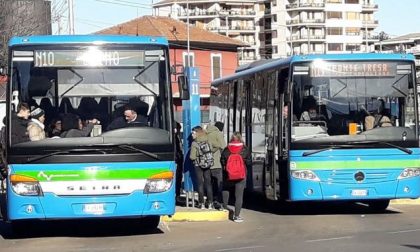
96;16;246;50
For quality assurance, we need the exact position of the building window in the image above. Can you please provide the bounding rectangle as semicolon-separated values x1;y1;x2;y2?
345;0;358;3
327;27;343;35
211;53;222;81
346;12;359;20
326;11;342;19
183;52;194;67
328;43;343;51
346;27;360;35
346;44;361;51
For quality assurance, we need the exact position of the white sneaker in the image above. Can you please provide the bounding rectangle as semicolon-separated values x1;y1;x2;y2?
233;216;243;223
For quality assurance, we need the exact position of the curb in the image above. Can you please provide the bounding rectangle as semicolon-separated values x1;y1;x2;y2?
390;199;420;205
162;210;229;222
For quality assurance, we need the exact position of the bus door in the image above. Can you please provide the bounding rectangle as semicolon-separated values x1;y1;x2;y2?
264;70;279;200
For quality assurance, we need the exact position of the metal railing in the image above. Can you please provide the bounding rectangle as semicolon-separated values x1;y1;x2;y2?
286;3;325;9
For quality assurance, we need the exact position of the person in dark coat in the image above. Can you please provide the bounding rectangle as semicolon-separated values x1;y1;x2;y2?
107;105;148;131
11;102;31;144
221;132;251;223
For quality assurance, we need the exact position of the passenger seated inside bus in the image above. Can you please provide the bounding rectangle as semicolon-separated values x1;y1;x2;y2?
364;98;393;130
107;104;148;131
60;113;99;138
299;96;327;123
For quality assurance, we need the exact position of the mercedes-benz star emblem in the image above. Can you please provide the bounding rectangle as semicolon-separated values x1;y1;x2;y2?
354;171;365;182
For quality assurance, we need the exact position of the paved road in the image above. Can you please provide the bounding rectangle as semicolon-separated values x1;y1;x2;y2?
1;198;420;252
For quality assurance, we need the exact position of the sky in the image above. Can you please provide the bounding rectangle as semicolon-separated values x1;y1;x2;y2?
53;0;420;37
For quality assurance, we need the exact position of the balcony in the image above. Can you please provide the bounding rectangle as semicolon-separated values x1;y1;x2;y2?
287;35;326;41
362;4;378;10
362;20;379;27
287;19;325;26
362;35;379;41
207;25;256;33
286;3;325;10
178;9;256;18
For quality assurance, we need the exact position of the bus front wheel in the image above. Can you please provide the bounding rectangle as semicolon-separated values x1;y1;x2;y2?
368;200;390;211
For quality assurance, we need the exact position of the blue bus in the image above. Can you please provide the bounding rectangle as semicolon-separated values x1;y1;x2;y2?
210;53;420;210
0;35;188;230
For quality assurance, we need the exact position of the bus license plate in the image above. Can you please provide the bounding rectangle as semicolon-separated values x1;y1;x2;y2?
351;189;367;196
83;203;104;214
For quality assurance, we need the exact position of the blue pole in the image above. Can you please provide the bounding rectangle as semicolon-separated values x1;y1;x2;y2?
182;67;201;194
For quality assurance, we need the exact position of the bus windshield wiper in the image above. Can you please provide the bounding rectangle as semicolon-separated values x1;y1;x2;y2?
349;141;413;155
117;144;161;161
302;145;354;157
302;141;413;157
26;149;108;164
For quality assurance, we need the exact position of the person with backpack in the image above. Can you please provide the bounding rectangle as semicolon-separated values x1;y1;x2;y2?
221;132;251;222
190;126;214;209
206;121;226;210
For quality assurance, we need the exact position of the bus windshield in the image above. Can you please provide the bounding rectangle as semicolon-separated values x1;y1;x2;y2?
9;45;171;149
291;60;418;148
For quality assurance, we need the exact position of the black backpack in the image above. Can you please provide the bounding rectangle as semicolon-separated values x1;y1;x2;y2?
194;141;214;169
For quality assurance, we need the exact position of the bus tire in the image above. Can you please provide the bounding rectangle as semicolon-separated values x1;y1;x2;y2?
142;216;160;230
368;200;390;211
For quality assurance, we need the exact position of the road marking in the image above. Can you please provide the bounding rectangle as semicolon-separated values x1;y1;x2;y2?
388;229;420;234
215;245;265;252
305;236;353;243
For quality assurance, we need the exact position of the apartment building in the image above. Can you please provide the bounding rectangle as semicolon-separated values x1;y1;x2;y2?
374;33;420;82
153;0;379;64
263;0;379;57
152;0;261;65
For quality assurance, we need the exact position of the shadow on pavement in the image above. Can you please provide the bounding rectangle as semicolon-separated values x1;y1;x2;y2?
0;218;164;239
241;192;401;216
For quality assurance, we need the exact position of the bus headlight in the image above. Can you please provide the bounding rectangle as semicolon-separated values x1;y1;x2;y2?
144;179;173;193
10;175;43;196
291;170;320;182
398;168;420;180
144;171;173;194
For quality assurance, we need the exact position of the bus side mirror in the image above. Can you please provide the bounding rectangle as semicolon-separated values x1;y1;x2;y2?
178;75;190;100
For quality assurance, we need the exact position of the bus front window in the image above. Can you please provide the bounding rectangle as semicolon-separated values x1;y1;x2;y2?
9;46;171;148
291;60;418;148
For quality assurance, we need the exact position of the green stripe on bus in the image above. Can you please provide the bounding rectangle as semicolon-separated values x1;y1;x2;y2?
15;168;170;182
293;159;420;170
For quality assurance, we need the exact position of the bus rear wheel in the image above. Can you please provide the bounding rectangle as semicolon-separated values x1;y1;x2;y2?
368;200;390;211
141;216;160;230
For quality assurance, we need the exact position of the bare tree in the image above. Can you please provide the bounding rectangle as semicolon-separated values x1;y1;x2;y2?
0;0;51;66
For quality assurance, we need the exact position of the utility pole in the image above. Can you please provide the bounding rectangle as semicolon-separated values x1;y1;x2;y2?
68;0;75;35
186;0;190;67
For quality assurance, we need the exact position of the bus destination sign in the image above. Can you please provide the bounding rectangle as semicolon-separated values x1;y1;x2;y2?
34;50;144;67
311;62;396;77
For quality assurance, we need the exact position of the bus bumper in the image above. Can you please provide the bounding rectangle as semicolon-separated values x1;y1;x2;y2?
7;188;175;221
290;177;420;201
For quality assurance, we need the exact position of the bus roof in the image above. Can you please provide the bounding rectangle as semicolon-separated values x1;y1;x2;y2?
212;53;416;87
9;35;169;47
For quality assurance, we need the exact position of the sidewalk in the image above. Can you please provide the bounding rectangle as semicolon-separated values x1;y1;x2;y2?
162;205;229;222
390;198;420;205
